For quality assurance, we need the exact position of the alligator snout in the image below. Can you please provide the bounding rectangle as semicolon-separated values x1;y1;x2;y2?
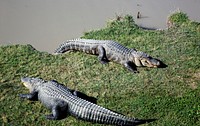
152;58;167;68
21;77;31;83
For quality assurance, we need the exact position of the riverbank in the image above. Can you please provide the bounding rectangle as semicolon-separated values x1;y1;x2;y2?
0;12;199;126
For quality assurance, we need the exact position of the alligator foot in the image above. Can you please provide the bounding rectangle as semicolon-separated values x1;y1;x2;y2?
46;101;68;120
19;92;38;101
99;59;109;64
46;112;68;120
46;114;58;120
124;61;139;73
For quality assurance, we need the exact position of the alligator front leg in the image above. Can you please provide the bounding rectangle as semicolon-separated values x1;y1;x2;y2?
97;46;109;64
46;100;68;120
19;92;38;101
124;61;139;73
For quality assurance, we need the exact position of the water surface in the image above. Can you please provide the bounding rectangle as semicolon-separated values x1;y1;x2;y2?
0;0;200;52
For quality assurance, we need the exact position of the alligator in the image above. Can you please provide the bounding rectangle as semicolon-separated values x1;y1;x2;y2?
19;77;156;126
54;39;164;73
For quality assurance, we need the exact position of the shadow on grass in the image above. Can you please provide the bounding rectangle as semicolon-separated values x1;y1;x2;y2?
134;119;157;125
71;90;98;104
156;59;168;68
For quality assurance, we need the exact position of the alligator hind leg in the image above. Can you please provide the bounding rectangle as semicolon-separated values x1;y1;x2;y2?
97;46;109;64
46;100;68;120
124;61;139;73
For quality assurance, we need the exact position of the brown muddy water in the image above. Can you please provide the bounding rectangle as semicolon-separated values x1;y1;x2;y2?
0;0;200;53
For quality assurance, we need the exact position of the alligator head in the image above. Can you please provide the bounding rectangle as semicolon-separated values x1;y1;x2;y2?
131;50;162;68
21;77;44;92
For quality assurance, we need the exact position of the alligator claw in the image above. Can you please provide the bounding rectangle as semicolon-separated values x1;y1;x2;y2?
133;70;139;74
19;94;24;98
46;114;57;120
100;60;109;64
18;93;38;101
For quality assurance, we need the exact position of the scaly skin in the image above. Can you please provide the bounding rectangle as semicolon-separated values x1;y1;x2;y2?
19;77;156;126
54;39;162;73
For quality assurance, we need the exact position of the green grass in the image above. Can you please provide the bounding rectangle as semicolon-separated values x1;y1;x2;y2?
0;12;200;126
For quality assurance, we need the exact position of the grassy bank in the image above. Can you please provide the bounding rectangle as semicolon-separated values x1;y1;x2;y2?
0;12;199;126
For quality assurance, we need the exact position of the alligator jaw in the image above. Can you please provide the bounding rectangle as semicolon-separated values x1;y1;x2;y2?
140;57;161;68
151;58;161;68
21;77;29;86
148;58;168;68
148;60;161;68
21;77;33;92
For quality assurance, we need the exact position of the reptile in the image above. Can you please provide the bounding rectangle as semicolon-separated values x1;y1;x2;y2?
19;77;155;126
54;39;163;73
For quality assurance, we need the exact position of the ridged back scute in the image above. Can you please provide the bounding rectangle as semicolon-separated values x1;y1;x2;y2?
71;99;134;125
130;49;149;58
54;39;105;54
105;40;131;56
38;81;79;103
54;39;132;55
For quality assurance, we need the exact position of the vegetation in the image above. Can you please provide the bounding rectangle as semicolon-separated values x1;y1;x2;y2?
0;12;199;126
